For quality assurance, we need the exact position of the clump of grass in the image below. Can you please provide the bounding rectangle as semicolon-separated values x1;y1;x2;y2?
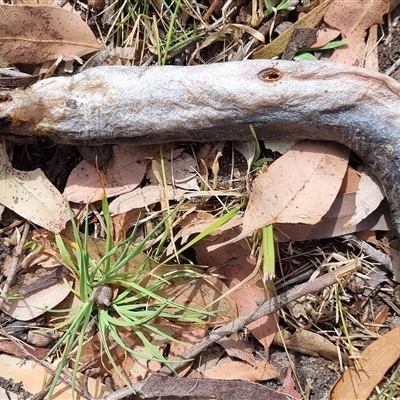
45;197;216;398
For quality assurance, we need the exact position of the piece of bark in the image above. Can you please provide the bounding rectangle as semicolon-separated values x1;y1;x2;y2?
1;60;400;242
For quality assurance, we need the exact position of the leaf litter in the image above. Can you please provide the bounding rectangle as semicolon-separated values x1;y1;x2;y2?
0;0;398;399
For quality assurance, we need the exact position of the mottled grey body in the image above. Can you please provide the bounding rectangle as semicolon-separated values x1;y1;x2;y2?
1;60;400;237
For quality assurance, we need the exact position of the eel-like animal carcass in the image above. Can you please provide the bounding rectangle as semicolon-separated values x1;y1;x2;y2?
0;60;399;236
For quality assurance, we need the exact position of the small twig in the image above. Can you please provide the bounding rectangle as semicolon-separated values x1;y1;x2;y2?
101;265;354;400
342;234;393;273
0;221;30;309
385;56;400;76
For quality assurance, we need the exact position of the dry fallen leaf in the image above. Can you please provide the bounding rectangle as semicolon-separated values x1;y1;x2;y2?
147;152;199;191
324;0;390;66
331;326;400;400
109;185;186;215
155;268;238;324
203;359;278;381
195;232;277;351
0;281;70;320
364;24;380;71
273;329;350;364
0;354;111;398
0;4;103;64
209;141;349;249
0;143;69;233
217;336;256;365
65;145;155;203
310;25;341;48
244;141;349;228
343;169;385;229
274;166;391;241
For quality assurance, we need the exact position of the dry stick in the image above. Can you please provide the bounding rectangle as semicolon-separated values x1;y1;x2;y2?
0;221;30;309
342;234;394;274
99;265;354;400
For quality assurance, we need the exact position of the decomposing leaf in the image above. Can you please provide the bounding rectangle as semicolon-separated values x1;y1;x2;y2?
195;233;277;351
331;326;400;400
343;169;385;229
0;143;69;233
273;329;350;364
324;0;390;65
244;141;349;228
217;336;256;365
109;185;186;215
364;24;379;71
203;359;278;381
0;340;48;360
1;281;70;320
0;5;103;64
147;151;199;191
167;324;208;376
155;268;238;324
0;354;111;398
65;145;155;203
274;167;391;241
79;328;142;387
310;25;341;48
197;23;264;51
210;141;349;249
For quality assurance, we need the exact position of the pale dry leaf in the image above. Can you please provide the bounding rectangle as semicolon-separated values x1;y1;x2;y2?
0;4;103;64
331;326;400;400
208;142;349;250
217;337;256;365
203;359;278;381
147;152;199;191
245;141;349;227
273;329;350;364
0;281;70;320
310;25;341;48
211;141;349;249
178;213;243;244
324;0;390;66
275;167;391;241
65;145;155;203
0;354;111;398
109;185;186;215
343;169;385;229
364;24;380;71
234;141;256;173
274;192;391;241
263;139;295;154
0;143;69;233
156;271;238;324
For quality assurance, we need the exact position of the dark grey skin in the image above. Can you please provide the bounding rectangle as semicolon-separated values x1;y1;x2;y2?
0;60;400;237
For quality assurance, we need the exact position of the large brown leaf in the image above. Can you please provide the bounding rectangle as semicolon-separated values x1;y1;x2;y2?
324;0;390;65
0;5;103;64
331;327;400;400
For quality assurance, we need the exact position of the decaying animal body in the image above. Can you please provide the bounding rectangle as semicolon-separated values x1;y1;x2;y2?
0;60;400;237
